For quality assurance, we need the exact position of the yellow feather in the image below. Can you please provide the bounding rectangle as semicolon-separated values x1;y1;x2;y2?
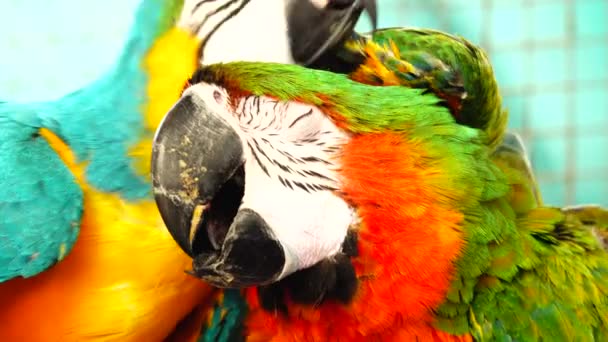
130;27;200;178
143;27;200;131
40;127;87;187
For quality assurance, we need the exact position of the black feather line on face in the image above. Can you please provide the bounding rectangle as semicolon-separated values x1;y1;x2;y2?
247;141;269;177
193;0;252;59
237;97;340;192
242;135;336;190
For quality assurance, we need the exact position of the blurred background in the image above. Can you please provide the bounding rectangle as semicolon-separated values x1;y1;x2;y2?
362;0;608;207
1;0;606;206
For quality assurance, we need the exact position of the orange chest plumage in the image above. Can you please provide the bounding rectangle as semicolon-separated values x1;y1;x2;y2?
242;133;472;341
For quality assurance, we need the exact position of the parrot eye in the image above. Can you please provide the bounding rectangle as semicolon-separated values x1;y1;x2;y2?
184;83;232;116
213;90;223;103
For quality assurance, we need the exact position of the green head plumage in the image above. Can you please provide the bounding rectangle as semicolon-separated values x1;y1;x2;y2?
190;61;455;133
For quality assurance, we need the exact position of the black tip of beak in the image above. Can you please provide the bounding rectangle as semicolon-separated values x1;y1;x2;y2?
287;0;378;67
190;209;286;288
151;93;244;257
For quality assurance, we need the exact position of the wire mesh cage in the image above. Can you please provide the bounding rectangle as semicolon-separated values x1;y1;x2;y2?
359;0;608;206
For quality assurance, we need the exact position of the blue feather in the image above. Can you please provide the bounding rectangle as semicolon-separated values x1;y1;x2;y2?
0;104;83;281
40;0;172;199
199;290;248;342
0;0;173;280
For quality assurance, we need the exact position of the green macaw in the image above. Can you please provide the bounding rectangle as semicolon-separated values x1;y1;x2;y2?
148;56;608;341
153;3;608;340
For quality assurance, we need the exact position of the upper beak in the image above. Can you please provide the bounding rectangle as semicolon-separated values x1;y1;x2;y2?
287;0;378;66
151;93;245;257
151;92;286;288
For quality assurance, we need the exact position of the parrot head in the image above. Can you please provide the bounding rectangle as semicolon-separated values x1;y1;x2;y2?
151;62;450;289
180;0;376;67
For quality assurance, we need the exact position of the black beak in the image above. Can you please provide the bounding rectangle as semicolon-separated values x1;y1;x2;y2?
151;92;286;288
287;0;378;67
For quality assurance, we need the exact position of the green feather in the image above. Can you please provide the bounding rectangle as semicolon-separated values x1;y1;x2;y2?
193;61;454;134
365;28;508;150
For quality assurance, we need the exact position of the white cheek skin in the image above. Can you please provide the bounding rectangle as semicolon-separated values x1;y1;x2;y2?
235;97;354;280
184;89;355;279
240;156;354;280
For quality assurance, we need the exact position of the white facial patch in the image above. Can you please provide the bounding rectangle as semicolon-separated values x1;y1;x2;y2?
242;159;355;280
235;98;354;280
188;82;355;280
177;0;295;65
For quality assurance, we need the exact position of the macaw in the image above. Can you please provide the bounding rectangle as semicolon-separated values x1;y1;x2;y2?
0;0;377;340
149;56;608;341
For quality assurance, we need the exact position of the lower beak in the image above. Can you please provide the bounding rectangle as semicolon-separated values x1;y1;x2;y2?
191;208;286;288
151;92;286;288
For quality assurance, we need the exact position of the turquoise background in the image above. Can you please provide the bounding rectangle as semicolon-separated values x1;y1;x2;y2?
357;0;608;206
0;0;140;101
1;0;606;206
